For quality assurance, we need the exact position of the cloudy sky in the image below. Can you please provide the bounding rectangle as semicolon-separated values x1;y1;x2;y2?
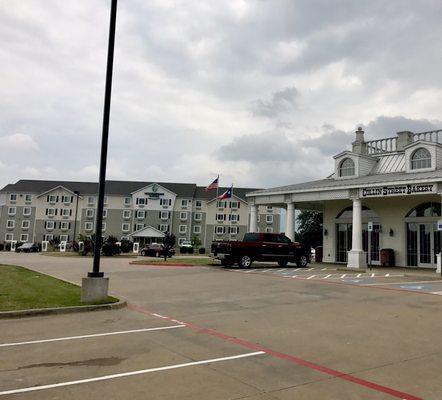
1;0;442;190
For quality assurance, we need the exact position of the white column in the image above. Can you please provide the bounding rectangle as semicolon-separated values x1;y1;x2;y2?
249;205;257;232
347;197;367;269
286;202;295;242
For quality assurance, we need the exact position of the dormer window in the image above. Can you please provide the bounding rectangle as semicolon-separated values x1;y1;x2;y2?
339;158;355;177
411;148;431;170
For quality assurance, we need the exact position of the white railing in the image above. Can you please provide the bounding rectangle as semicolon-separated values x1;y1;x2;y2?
412;129;442;143
366;136;397;154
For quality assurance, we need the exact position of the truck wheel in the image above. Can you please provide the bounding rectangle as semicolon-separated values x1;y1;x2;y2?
277;260;288;267
239;255;253;269
221;259;233;268
296;255;309;267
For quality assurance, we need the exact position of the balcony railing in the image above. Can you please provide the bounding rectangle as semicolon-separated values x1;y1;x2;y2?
366;136;397;154
412;129;442;143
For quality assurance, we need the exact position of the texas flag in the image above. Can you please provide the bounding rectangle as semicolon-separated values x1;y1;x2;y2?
219;185;233;200
205;176;219;192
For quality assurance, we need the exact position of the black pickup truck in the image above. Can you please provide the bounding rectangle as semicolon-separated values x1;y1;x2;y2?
210;232;310;268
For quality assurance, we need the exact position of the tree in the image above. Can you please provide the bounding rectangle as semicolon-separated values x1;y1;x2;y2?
163;233;176;261
191;235;201;249
295;210;323;249
101;236;121;256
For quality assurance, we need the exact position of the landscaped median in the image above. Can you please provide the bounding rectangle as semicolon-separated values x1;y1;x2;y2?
130;256;218;267
0;264;123;318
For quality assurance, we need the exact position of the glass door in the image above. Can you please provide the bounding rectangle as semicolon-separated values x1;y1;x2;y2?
369;224;380;265
418;223;433;268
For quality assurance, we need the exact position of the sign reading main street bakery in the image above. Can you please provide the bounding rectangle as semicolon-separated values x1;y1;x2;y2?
361;184;435;198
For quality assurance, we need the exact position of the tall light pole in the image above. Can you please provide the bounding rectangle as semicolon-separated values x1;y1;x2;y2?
73;190;80;247
89;0;117;278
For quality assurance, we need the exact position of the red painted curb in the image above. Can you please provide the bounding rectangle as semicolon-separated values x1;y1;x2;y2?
127;303;422;400
129;262;196;267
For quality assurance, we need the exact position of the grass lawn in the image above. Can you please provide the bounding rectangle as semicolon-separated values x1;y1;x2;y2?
131;257;218;266
0;264;118;311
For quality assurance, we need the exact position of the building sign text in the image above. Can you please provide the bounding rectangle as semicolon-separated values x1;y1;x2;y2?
361;184;435;198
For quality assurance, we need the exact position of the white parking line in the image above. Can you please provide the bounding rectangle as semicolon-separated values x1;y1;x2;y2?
0;325;185;348
357;273;362;278
363;279;440;286
294;268;301;271
340;274;347;278
306;275;316;279
0;351;265;396
321;268;327;271
431;291;442;295
305;268;314;271
277;269;286;272
323;274;331;279
261;269;271;273
244;269;257;273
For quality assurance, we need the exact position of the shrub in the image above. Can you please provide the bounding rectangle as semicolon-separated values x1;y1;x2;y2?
179;247;187;254
198;247;205;254
0;242;4;251
120;239;133;253
101;236;120;256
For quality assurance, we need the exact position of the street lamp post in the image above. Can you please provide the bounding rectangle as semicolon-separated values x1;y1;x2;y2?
73;190;80;247
89;0;117;278
81;0;117;302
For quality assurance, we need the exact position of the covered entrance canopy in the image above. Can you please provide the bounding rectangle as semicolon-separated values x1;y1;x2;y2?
246;128;442;270
129;226;165;245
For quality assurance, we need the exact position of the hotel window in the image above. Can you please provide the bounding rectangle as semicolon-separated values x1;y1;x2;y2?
160;198;172;206
229;214;239;222
60;222;70;231
103;196;108;205
135;223;145;231
194;212;202;221
60;235;69;242
21;220;30;229
160;211;170;220
23;207;32;216
122;223;130;232
103;209;108;218
123;210;131;219
124;197;131;206
180;212;188;221
62;195;73;204
85;222;94;231
230;201;239;209
87;196;95;205
339;158;355;177
7;220;15;229
61;208;72;218
257;215;261;223
193;225;201;234
5;233;14;241
45;221;55;230
9;193;17;202
179;225;187;234
159;224;169;233
20;234;29;242
217;200;227;209
267;206;273;212
195;200;202;209
265;227;273;233
136;210;146;219
25;194;32;203
136;197;148;205
178;238;187;246
47;194;57;203
411;148;431;170
8;207;16;216
215;226;225;235
229;226;239;235
181;199;188;208
102;222;106;232
46;208;57;217
43;234;53;241
266;215;273;224
86;209;94;218
216;213;226;222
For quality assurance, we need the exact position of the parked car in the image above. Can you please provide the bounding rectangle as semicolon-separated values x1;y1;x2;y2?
16;243;40;253
140;243;175;258
210;232;310;268
179;240;194;254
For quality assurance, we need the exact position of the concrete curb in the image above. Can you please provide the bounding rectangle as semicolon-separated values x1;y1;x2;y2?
0;299;126;319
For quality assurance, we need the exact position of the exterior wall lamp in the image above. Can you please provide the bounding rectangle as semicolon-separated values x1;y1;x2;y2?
324;228;328;236
389;228;394;237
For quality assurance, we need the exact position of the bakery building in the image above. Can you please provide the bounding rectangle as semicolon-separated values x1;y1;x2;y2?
247;128;442;269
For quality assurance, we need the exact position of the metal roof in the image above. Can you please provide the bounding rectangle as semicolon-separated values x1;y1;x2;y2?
248;169;442;197
372;153;405;174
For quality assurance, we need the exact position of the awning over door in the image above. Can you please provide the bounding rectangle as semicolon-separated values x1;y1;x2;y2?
129;226;165;238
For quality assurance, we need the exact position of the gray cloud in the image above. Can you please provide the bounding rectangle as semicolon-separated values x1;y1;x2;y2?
250;87;298;118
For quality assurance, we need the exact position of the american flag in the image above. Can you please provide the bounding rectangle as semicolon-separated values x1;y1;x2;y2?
205;176;219;192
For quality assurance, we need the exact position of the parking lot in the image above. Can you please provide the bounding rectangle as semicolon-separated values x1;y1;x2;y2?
1;253;442;399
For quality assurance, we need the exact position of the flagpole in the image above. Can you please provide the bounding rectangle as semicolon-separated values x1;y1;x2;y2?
229;184;233;241
212;174;219;243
